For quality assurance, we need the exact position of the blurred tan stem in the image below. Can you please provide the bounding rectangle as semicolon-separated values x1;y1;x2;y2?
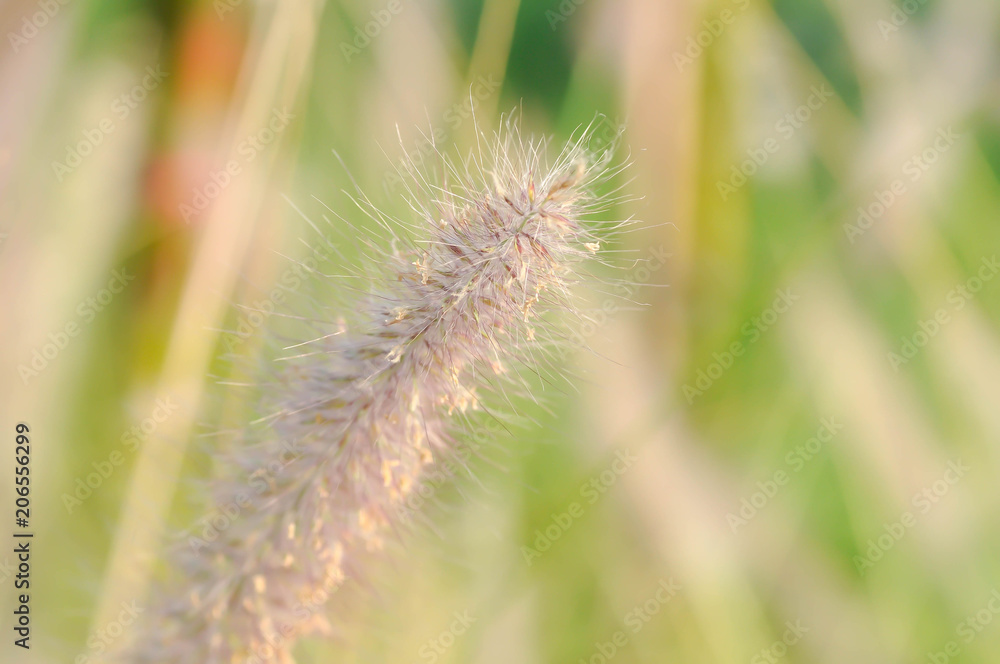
91;0;325;640
463;0;520;127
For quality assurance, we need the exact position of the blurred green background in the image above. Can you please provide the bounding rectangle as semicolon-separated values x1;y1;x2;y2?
2;0;1000;662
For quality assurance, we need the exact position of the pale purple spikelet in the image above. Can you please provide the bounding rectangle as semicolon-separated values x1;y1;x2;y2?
126;116;632;663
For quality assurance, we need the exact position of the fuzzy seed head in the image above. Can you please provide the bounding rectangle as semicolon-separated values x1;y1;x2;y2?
125;116;631;663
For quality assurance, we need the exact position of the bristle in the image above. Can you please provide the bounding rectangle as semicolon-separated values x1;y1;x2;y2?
124;116;630;663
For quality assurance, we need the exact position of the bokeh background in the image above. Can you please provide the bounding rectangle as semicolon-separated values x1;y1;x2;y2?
2;0;1000;662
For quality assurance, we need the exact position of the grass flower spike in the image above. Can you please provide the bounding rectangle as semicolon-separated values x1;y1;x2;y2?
129;117;631;663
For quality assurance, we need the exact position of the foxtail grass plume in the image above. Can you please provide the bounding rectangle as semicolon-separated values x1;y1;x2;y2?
127;116;633;663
